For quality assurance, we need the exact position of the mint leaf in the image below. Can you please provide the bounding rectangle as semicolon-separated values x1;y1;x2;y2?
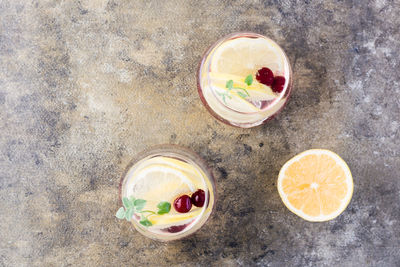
116;197;168;226
156;201;171;215
125;207;134;221
115;207;125;219
133;199;146;211
226;80;233;90
139;218;153;227
244;74;253;86
122;197;131;209
217;92;227;104
237;91;247;98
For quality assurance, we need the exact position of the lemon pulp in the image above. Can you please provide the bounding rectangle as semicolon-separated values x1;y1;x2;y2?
277;149;353;222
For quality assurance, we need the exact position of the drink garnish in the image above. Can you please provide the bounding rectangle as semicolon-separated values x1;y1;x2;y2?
256;67;274;86
191;189;206;207
271;76;286;93
173;195;192;213
115;196;171;227
256;67;286;93
216;75;252;103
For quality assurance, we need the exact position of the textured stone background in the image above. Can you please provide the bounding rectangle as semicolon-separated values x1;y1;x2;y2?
1;0;399;266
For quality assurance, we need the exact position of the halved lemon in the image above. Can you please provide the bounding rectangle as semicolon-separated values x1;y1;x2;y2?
210;37;285;75
277;149;353;222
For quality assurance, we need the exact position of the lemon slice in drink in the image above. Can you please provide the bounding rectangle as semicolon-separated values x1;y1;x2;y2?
210;86;261;113
210;37;286;75
158;157;200;173
149;209;203;229
277;149;353;222
138;157;206;188
126;164;196;212
155;157;205;182
209;72;277;101
228;91;262;113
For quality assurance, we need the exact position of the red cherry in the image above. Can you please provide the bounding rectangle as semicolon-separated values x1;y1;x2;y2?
173;195;192;213
271;76;286;93
256;67;274;86
191;189;206;207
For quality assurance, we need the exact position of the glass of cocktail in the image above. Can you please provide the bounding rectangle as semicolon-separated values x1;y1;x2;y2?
198;32;292;128
116;145;215;241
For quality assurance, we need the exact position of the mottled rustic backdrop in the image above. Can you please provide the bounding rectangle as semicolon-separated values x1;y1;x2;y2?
1;0;399;266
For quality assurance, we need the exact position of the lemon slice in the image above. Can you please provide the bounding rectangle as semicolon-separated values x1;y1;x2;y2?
219;90;261;113
156;157;204;180
209;72;277;101
138;157;205;188
126;164;196;211
149;209;202;229
277;149;353;222
144;157;202;179
210;37;285;75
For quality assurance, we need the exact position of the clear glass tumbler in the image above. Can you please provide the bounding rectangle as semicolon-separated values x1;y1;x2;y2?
197;32;293;128
119;145;216;241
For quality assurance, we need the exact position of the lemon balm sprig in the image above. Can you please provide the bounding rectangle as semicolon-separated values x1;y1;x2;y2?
216;74;253;103
116;197;171;227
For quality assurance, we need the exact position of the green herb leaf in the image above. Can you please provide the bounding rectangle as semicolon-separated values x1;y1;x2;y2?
216;91;227;104
226;80;233;89
122;197;131;209
139;218;153;227
222;95;226;103
125;207;134;221
116;197;169;226
244;74;253;86
133;199;146;211
237;91;247;98
115;207;126;219
156;201;171;215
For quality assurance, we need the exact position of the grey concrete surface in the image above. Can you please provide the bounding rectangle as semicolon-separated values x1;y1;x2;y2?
1;0;399;266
